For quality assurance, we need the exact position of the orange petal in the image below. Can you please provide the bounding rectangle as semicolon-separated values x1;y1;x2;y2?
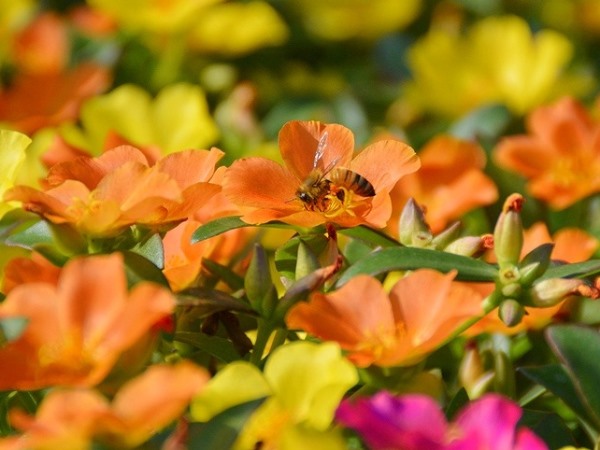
351;139;420;192
494;136;554;177
57;254;129;344
156;148;224;188
553;228;599;263
279;120;354;180
286;275;396;367
98;283;175;357
0;285;62;390
111;362;208;445
223;157;298;211
47;145;148;189
389;270;483;360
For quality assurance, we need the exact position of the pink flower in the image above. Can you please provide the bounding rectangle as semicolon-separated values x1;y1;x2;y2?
336;392;548;450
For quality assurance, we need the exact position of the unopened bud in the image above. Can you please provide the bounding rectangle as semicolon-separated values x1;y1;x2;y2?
498;299;525;327
493;194;524;268
399;198;432;247
295;240;320;280
444;235;490;257
519;243;553;285
459;342;485;394
530;278;584;307
431;221;462;250
245;244;275;314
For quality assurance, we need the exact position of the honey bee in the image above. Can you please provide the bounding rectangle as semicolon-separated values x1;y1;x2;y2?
296;131;375;211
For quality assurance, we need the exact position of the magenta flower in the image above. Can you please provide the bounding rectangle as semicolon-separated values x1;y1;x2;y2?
335;392;548;450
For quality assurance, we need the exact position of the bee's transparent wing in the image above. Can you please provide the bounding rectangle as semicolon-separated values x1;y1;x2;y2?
313;131;329;168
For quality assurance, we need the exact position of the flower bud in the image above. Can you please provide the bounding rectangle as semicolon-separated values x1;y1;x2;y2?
245;243;275;313
399;198;432;247
295;240;320;280
518;243;553;285
459;342;494;398
493;194;524;268
529;278;584;307
498;299;525;327
431;221;462;249
444;234;493;258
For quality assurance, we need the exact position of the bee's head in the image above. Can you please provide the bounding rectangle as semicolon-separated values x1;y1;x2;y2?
297;191;312;202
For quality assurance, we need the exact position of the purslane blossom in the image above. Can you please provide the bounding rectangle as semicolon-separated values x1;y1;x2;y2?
286;270;483;367
187;1;289;56
223;120;420;228
0;253;175;390
191;341;358;450
400;15;577;120
0;362;209;449
494;96;600;209
335;392;548;450
0;130;29;217
0;63;110;134
289;0;421;41
87;0;222;34
57;83;219;162
391;135;498;233
5;145;223;237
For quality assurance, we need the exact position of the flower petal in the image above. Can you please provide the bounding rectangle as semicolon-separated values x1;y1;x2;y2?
279;121;354;180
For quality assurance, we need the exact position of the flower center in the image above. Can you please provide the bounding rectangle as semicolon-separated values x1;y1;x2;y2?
298;184;370;219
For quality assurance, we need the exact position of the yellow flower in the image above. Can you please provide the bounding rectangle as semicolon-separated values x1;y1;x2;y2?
0;129;29;217
191;341;358;450
60;83;219;159
86;0;221;34
288;0;421;41
0;0;34;63
401;15;583;119
187;1;288;56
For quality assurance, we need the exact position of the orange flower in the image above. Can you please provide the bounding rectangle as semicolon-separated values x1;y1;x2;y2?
11;12;69;75
2;251;61;295
0;362;208;449
223;120;420;228
392;135;498;233
0;63;110;134
494;96;600;209
286;270;483;367
163;218;251;291
0;253;175;390
5;145;223;237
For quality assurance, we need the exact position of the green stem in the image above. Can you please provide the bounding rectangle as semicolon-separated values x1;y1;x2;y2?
151;32;187;90
250;319;274;366
269;328;288;353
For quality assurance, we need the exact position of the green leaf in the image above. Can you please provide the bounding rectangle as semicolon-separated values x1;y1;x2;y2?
187;398;265;450
121;250;169;287
445;388;470;420
131;233;164;269
5;220;55;249
336;247;498;286
177;288;255;318
202;259;244;291
0;317;28;342
519;409;577;449
174;331;242;363
191;216;250;243
449;103;511;140
546;325;600;428
518;364;594;426
339;225;400;248
542;260;600;280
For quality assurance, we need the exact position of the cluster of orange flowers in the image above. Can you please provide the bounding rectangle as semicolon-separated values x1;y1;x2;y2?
3;2;600;449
